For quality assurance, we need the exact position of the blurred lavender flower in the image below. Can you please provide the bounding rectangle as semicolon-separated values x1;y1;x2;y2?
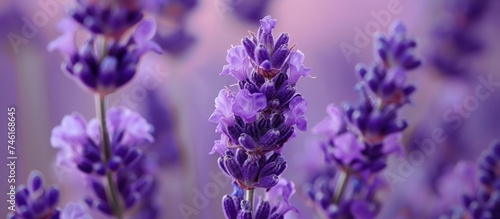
211;15;308;217
356;21;421;107
144;90;181;166
308;21;420;219
7;171;91;219
303;166;384;219
230;0;273;23
430;0;490;78
7;171;61;219
222;177;298;219
146;0;198;55
436;161;478;212
70;0;144;37
48;1;161;96
441;141;500;219
51;107;155;217
51;107;153;173
154;26;196;56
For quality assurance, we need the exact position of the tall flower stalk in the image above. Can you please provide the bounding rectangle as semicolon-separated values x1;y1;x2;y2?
95;95;123;218
308;21;421;218
48;0;161;218
209;15;310;218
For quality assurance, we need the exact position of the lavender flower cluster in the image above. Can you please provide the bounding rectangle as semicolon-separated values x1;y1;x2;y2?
48;0;161;96
441;141;500;219
306;21;421;218
9;0;161;218
147;0;198;55
7;171;96;219
431;0;490;77
209;16;310;218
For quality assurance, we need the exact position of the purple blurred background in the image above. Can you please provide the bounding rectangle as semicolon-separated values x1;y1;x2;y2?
2;0;500;218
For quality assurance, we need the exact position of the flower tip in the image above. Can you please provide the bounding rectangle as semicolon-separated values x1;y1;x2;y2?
391;20;407;34
260;15;277;33
28;170;44;190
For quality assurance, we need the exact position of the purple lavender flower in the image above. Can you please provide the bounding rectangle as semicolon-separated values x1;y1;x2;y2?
342;85;408;145
303;166;383;219
145;0;198;55
48;13;161;96
51;107;154;216
211;15;307;217
210;15;310;157
222;178;298;219
147;0;198;20
265;178;299;215
437;161;478;211
70;0;144;37
154;26;196;56
356;21;420;107
431;0;490;78
312;103;346;139
314;98;405;174
229;0;273;23
51;107;153;173
440;141;500;219
314;22;420;175
308;21;420;219
7;171;61;219
144;90;181;166
462;141;500;218
84;165;155;216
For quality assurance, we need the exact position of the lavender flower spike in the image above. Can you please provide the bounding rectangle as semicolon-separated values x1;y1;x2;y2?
51;107;154;217
51;107;153;174
441;140;500;219
211;15;309;217
7;171;60;219
210;15;310;157
70;0;144;37
357;21;421;107
49;5;161;96
7;171;92;219
308;21;420;218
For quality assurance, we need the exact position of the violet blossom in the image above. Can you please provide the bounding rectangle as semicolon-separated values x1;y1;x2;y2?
7;171;91;219
147;0;198;55
308;21;421;218
441;140;500;219
51;107;155;217
431;0;490;78
210;15;309;218
48;1;161;96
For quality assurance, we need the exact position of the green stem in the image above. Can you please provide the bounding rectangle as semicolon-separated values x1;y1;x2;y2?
95;94;123;219
245;189;255;213
334;171;351;204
